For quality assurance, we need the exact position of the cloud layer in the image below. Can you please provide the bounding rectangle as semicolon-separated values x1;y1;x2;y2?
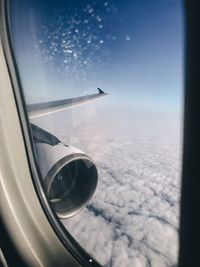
35;107;182;267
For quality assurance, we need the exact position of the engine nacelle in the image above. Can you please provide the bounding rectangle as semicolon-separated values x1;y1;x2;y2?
34;142;98;218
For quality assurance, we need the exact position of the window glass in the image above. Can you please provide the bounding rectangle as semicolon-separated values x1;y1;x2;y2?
9;0;184;266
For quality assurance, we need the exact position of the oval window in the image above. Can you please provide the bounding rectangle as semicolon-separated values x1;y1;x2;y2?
9;0;184;266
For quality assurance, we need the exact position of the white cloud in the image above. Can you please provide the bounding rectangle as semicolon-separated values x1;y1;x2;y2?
34;107;182;267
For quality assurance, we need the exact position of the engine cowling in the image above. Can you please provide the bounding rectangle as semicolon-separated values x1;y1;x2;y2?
34;142;98;219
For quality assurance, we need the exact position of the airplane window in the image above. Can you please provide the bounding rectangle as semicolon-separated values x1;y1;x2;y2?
9;0;184;266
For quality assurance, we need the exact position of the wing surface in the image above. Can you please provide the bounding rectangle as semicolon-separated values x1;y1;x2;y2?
27;88;108;119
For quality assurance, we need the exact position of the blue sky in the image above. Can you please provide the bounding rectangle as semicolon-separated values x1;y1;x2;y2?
10;0;184;112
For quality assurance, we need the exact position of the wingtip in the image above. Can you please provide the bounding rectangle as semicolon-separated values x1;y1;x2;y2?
97;88;109;95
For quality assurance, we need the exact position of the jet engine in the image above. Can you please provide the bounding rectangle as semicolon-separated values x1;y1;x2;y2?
31;124;98;219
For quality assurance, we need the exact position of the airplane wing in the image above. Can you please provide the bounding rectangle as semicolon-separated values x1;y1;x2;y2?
27;88;108;119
